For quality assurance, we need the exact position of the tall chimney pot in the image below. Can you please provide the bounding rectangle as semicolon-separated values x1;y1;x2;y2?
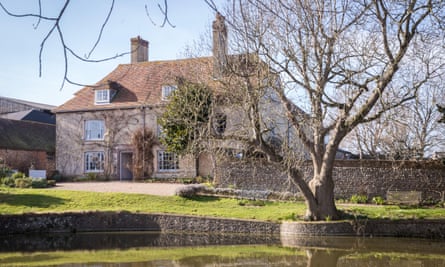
212;12;228;77
131;36;149;63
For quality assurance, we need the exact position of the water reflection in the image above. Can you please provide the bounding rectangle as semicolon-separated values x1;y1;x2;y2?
0;232;444;267
0;231;280;252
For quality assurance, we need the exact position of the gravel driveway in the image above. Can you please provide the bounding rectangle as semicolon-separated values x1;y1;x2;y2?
50;182;183;196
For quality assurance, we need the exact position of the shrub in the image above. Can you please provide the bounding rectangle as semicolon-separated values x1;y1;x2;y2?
86;173;98;181
51;170;62;182
15;178;33;188
350;194;368;204
31;178;48;188
372;196;385;205
11;172;25;179
0;166;12;178
175;184;206;198
47;179;57;187
1;177;16;188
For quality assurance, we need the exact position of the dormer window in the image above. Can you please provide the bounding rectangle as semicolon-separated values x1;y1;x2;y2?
161;85;177;100
95;89;116;105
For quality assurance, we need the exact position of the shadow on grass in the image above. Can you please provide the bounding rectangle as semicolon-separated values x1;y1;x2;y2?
185;196;221;202
0;193;65;208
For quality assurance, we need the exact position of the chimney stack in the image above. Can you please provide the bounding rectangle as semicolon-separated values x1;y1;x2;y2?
212;12;228;77
131;36;149;63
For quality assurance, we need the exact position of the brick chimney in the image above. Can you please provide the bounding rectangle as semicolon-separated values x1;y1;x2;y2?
212;12;228;77
131;36;149;63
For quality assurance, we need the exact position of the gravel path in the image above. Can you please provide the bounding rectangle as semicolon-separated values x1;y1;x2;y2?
50;182;183;196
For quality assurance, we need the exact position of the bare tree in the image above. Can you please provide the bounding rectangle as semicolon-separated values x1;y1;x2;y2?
218;0;445;220
344;83;445;159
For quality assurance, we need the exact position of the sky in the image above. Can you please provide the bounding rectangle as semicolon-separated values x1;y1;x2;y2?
0;0;220;106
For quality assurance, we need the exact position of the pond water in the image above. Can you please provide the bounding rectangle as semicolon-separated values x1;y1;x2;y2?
0;232;444;266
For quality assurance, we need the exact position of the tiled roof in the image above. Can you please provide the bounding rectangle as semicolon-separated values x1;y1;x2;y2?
54;57;216;113
0;118;55;152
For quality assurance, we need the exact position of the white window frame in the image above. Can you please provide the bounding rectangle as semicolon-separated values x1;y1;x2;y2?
85;120;105;141
161;85;177;100
85;151;105;173
95;89;110;104
157;150;179;171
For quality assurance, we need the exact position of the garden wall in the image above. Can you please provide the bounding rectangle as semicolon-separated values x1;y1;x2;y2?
0;149;55;177
1;212;444;240
0;212;280;236
215;160;445;201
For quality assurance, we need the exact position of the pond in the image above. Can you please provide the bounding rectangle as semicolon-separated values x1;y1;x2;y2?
0;232;444;266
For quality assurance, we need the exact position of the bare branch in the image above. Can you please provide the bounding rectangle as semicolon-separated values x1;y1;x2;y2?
145;0;176;28
86;0;115;59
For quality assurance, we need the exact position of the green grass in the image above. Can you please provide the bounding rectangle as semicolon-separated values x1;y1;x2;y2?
0;187;444;221
0;187;303;221
0;245;304;266
339;204;445;220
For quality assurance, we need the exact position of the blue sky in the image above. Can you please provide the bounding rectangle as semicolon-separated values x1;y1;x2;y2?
0;0;219;106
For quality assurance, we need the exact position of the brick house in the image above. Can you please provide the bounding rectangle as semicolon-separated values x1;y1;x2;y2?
54;13;303;180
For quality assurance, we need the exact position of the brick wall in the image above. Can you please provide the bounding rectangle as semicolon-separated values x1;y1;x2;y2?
215;159;445;201
0;149;55;177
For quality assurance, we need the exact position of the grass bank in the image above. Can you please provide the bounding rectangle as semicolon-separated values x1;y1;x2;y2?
0;187;444;221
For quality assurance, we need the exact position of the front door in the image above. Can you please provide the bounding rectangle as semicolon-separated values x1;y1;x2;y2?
120;152;133;181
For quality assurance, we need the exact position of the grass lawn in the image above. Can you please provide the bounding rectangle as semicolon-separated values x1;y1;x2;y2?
0;187;444;221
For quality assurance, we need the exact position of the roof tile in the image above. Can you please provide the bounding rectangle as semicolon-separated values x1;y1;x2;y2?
55;57;215;112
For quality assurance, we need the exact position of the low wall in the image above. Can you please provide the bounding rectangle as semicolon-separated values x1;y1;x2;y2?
1;212;444;240
0;212;280;235
215;160;445;201
281;219;445;240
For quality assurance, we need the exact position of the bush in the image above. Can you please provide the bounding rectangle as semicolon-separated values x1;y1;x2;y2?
11;172;25;179
15;178;33;188
175;184;206;198
0;166;12;178
372;196;385;205
350;194;368;204
1;177;16;188
31;178;48;188
51;170;62;182
86;173;98;181
47;179;57;187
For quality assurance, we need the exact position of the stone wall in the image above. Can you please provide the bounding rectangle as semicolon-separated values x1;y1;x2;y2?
215;159;445;201
0;212;280;236
280;219;445;240
1;212;444;240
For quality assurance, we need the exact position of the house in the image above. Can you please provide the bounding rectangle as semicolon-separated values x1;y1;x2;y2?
0;118;55;176
54;13;304;180
0;96;55;124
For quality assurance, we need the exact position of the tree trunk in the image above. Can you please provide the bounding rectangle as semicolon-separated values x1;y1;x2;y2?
288;165;338;221
307;174;338;220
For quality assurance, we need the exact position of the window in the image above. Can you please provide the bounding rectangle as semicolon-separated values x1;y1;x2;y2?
158;151;179;171
213;113;227;135
85;151;104;172
95;89;116;104
161;85;177;100
95;89;110;104
85;120;105;140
